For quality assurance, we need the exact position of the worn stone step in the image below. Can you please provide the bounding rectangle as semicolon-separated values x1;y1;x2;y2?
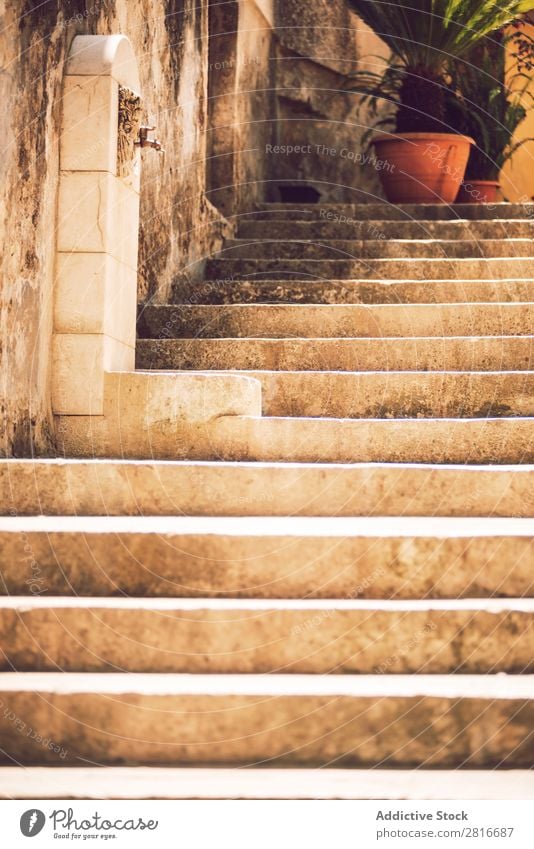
51;414;534;463
1;516;531;599
181;278;534;305
238;219;534;241
0;673;532;765
223;238;534;260
1;766;533;799
137;337;534;372
221;371;534;418
1;597;533;674
137;303;534;340
209;416;534;464
249;202;534;221
205;257;533;281
1;460;533;517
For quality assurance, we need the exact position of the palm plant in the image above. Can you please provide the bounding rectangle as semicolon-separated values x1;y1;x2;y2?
446;29;534;180
345;0;534;133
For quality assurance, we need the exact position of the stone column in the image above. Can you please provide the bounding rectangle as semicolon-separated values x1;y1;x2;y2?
53;35;142;415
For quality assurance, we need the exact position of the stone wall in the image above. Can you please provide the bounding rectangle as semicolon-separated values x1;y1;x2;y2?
0;0;390;457
233;0;276;213
270;0;388;203
0;0;275;456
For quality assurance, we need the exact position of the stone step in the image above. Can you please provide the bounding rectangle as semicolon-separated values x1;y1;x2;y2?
1;460;533;516
205;257;533;280
0;673;532;765
1;597;533;674
249;202;534;221
137;337;534;372
51;415;534;463
223;238;534;260
210;416;534;464
238;219;534;241
219;371;534;418
137;303;534;340
54;368;262;463
1;516;531;599
182;278;534;305
1;766;533;799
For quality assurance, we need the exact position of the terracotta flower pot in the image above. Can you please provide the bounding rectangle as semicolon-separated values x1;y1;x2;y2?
371;133;474;204
456;180;500;204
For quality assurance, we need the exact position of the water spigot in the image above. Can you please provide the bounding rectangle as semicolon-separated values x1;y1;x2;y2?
135;126;165;153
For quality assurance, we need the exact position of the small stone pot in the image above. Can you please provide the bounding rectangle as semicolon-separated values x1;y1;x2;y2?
371;133;474;204
456;180;501;204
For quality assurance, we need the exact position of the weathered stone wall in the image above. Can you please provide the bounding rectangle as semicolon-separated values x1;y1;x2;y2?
1;0;78;457
201;0;275;222
270;0;388;203
0;0;388;457
0;0;275;456
233;0;276;211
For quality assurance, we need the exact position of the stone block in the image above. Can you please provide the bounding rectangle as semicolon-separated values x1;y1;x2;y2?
55;253;137;347
52;334;134;415
57;171;115;254
65;35;141;93
60;75;118;173
57;172;140;269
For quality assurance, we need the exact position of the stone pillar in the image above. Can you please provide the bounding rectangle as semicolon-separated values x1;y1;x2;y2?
53;35;142;415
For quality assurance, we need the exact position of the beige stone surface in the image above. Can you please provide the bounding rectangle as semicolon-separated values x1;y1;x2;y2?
1;460;533;517
52;335;134;415
209;415;534;464
0;597;533;674
53;35;143;423
236;371;534;417
5;7;534;792
182;277;534;305
114;178;141;269
252;202;534;219
252;0;274;26
0;515;531;599
104;370;262;423
239;219;534;240
60;75;119;173
56;370;262;456
206;256;534;280
138;302;534;339
275;0;358;75
1;0;263;455
57;173;139;269
271;1;376;203
1;766;533;799
0;673;532;766
225;237;534;259
55;253;137;347
137;336;534;372
57;171;115;255
65;34;141;92
55;413;534;463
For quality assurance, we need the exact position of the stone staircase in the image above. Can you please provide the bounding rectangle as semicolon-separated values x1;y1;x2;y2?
1;202;534;799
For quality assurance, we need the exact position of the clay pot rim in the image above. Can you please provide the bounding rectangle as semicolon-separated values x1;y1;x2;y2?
371;133;475;146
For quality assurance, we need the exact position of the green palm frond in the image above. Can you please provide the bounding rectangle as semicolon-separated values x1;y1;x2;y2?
346;0;534;72
345;0;534;134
